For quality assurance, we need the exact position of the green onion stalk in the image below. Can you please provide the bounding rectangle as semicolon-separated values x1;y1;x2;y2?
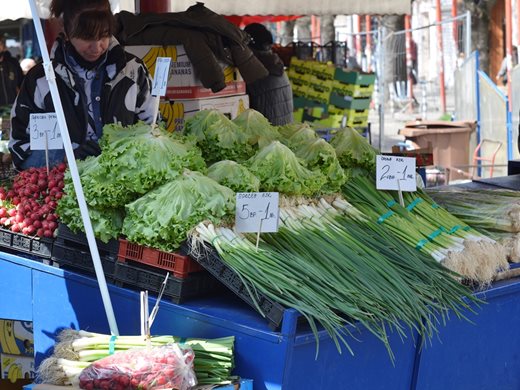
401;189;509;284
425;188;520;236
343;175;508;285
193;222;356;359
287;199;479;334
426;188;520;264
46;329;235;386
190;197;480;361
342;175;457;262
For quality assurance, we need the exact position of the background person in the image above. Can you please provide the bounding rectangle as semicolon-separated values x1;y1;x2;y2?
0;36;23;108
243;23;293;126
9;0;156;170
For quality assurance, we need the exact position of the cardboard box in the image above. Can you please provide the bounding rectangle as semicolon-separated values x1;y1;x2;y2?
125;45;246;100
0;320;34;357
159;94;249;133
1;354;35;381
399;120;476;180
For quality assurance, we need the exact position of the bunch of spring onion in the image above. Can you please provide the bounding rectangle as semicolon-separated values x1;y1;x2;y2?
190;196;479;360
343;175;508;285
399;189;509;282
37;329;235;386
425;188;520;235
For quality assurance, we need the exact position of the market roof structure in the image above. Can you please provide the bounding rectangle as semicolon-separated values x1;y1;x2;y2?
169;0;411;15
2;0;410;21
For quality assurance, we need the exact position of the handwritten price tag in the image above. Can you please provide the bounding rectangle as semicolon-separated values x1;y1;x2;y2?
235;192;279;233
29;113;63;150
151;57;172;96
376;155;417;192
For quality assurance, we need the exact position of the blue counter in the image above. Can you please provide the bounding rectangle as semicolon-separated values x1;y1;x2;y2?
2;251;520;390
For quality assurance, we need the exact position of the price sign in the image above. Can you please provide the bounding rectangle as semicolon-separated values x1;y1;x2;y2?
376;155;417;192
235;192;279;233
29;113;63;150
151;57;172;96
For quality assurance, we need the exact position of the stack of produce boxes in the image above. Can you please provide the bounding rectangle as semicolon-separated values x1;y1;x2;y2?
125;45;250;133
51;224;222;304
288;57;375;134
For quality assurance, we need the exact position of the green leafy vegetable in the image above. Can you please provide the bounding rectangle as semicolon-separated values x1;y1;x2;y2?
294;138;347;193
232;109;279;148
245;141;326;196
207;160;260;193
56;157;125;242
98;123;206;206
330;127;378;169
184;109;253;163
278;122;315;140
123;170;235;251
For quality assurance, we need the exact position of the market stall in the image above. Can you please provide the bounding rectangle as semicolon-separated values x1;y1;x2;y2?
2;1;520;390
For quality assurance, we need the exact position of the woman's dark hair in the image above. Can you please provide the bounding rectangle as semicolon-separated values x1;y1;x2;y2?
50;0;115;40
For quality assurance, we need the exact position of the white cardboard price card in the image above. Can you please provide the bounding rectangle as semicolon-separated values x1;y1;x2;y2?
151;57;172;96
376;155;417;192
29;113;63;150
235;192;279;233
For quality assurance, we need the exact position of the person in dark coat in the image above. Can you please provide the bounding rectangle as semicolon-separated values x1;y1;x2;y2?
244;23;293;126
0;36;23;108
9;0;156;170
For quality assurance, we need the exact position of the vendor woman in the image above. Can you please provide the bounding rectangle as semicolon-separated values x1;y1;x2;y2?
9;0;156;170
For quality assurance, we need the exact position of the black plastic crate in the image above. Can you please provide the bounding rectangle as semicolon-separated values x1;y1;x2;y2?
181;241;286;330
51;242;117;280
55;224;120;255
112;261;222;304
0;228;53;258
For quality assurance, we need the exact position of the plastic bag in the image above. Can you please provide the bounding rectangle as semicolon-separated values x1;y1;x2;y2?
78;343;197;390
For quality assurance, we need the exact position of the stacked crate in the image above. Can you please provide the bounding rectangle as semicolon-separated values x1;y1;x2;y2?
288;57;376;134
51;225;222;304
125;44;249;133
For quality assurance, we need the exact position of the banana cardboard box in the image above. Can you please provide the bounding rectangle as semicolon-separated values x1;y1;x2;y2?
160;94;249;133
0;319;34;388
125;45;246;100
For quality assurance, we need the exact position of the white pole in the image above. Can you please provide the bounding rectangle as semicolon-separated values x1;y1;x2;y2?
378;26;385;152
28;0;119;336
465;10;471;58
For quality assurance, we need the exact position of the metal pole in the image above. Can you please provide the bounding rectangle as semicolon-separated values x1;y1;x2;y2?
465;10;472;58
452;0;458;52
355;15;362;64
378;26;385;151
28;0;119;335
405;15;414;100
366;15;372;72
506;0;513;100
435;0;447;113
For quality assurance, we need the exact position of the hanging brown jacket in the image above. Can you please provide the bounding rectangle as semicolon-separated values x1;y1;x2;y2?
115;3;269;92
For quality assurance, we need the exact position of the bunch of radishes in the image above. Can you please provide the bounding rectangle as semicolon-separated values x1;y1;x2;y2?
78;344;196;390
0;163;66;238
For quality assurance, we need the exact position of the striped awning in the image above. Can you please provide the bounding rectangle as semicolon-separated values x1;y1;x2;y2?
169;0;411;16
